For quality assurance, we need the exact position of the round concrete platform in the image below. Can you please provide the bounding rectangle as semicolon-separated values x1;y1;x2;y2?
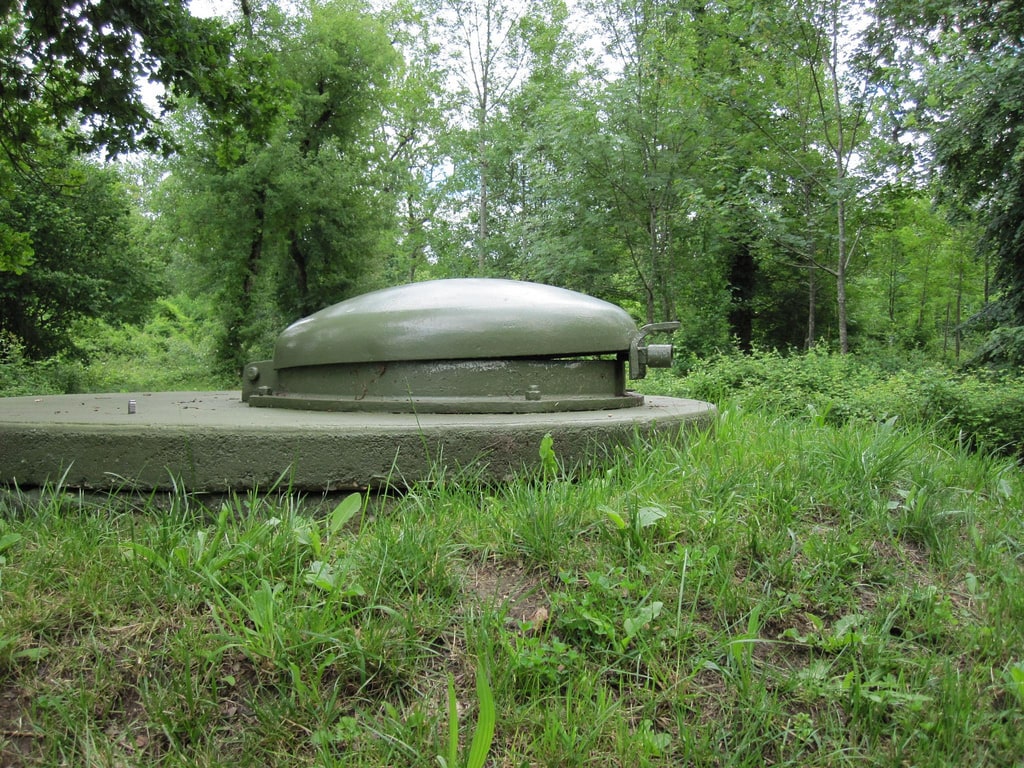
0;391;716;492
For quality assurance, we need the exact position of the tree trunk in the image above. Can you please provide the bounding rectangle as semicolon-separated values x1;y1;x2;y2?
477;143;489;272
943;300;950;356
243;187;266;299
807;264;817;350
289;235;310;311
222;186;266;372
824;2;859;355
956;263;964;360
836;193;849;354
728;243;756;353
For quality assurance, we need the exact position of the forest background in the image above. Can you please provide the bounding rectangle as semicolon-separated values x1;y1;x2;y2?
6;3;1024;765
2;0;1024;434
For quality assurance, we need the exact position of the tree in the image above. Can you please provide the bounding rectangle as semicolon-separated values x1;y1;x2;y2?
471;0;605;287
0;0;233;159
868;0;1024;361
0;150;159;357
853;190;983;357
156;0;398;371
428;0;534;273
573;0;718;326
269;3;398;316
0;169;34;274
804;0;873;354
374;0;454;284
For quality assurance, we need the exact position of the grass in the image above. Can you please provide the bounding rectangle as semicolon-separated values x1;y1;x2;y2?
1;404;1023;766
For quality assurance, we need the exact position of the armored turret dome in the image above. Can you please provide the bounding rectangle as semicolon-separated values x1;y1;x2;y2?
272;278;638;368
242;278;678;414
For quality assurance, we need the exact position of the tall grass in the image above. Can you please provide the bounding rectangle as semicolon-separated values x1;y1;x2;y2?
1;404;1023;765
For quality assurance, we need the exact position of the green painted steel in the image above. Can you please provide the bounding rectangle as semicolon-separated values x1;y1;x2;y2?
272;279;639;369
245;358;642;413
242;279;682;413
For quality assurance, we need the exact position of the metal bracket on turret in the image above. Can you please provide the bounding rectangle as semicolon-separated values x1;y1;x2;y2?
629;322;681;379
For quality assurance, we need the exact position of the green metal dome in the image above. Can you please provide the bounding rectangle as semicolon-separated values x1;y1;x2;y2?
242;279;678;413
272;278;639;369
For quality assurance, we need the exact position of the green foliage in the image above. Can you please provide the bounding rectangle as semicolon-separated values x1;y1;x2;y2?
867;0;1024;357
71;296;228;391
1007;661;1024;710
154;1;400;371
0;332;87;395
552;567;665;655
1;0;998;388
440;662;496;768
501;632;582;693
852;192;985;357
0;173;34;274
1;0;233;158
0;153;160;358
972;324;1024;368
538;433;558;480
0;295;228;395
2;408;1024;764
645;348;1024;453
660;347;882;416
906;367;1024;452
603;502;667;562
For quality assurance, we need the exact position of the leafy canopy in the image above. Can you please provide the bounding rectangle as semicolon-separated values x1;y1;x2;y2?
0;0;233;158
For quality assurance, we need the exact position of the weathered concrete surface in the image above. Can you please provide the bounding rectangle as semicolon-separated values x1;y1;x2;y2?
0;391;716;491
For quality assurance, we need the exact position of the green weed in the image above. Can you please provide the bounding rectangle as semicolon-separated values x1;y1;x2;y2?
439;660;496;768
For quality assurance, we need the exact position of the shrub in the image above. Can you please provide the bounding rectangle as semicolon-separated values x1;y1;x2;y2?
661;347;884;418
0;331;89;395
0;295;231;396
641;348;1024;454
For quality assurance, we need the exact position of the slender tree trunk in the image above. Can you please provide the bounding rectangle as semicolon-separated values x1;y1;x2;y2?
289;236;310;311
477;142;489;272
474;2;492;274
729;243;756;353
222;186;266;372
231;0;263;363
984;251;991;304
888;248;898;322
406;193;423;283
956;263;964;360
648;203;659;324
243;187;266;299
943;300;950;356
823;0;861;355
836;193;849;353
830;22;850;355
916;254;931;332
807;264;817;349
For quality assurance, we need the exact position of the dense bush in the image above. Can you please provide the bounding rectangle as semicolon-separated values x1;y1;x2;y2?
0;295;230;395
0;331;89;395
642;347;1024;454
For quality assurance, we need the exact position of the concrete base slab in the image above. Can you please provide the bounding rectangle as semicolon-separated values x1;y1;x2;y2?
0;391;716;491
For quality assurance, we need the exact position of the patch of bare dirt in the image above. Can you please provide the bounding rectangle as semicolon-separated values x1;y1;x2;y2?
0;679;43;768
459;558;549;626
